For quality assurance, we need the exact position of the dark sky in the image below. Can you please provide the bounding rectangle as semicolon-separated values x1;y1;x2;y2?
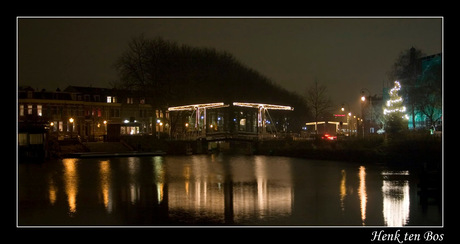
17;17;442;113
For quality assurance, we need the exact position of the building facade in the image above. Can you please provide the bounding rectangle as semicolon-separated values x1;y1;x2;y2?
18;85;169;142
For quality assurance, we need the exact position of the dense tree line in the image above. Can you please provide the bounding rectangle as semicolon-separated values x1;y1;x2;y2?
114;35;310;132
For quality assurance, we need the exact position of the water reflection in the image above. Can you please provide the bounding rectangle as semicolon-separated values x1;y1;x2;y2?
358;166;367;225
20;155;440;226
48;176;57;206
63;158;79;216
128;157;140;204
340;169;347;212
165;156;293;223
99;160;112;213
153;156;165;204
382;171;410;227
168;157;226;222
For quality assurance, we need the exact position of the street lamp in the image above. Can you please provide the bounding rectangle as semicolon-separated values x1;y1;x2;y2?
69;117;74;138
360;88;372;138
156;119;162;139
341;103;352;136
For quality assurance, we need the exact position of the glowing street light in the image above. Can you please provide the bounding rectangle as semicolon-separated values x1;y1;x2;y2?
69;117;74;138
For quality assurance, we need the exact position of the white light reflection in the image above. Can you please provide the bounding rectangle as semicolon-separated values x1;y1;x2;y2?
382;171;410;227
153;156;165;204
233;157;293;221
168;157;225;222
167;156;293;223
63;158;79;216
128;157;140;205
358;166;367;225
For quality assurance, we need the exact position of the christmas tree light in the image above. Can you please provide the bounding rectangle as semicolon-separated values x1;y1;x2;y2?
383;81;407;118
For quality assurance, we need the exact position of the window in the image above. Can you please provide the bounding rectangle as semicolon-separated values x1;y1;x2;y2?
37;105;42;116
107;96;112;103
110;108;120;118
58;121;63;132
19;105;24;116
127;97;133;104
18;133;28;146
156;109;164;118
121;126;139;135
28;105;33;115
29;134;43;145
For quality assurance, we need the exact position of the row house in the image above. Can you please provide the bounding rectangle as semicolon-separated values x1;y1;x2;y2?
18;85;169;142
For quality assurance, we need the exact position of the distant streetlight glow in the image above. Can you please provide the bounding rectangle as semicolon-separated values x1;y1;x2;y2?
361;96;366;102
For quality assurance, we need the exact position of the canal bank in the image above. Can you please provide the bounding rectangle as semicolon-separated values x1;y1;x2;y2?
45;134;442;171
254;136;442;167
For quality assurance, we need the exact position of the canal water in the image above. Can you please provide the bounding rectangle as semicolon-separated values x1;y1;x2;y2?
17;155;442;226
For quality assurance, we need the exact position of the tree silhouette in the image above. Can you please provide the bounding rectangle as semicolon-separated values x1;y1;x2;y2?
113;35;310;133
305;79;333;133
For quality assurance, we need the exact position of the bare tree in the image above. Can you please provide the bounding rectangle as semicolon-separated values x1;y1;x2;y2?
415;58;442;128
305;79;333;133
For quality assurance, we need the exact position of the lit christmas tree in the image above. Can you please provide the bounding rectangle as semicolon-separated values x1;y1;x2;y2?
384;81;407;117
384;81;408;135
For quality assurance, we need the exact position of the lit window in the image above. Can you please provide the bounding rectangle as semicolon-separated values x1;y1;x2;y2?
28;105;33;115
19;105;24;116
107;96;112;103
37;105;42;116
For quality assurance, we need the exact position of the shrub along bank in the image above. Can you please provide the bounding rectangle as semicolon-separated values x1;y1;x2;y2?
254;134;442;168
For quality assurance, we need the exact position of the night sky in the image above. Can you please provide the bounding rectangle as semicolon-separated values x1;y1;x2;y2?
17;17;442;113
